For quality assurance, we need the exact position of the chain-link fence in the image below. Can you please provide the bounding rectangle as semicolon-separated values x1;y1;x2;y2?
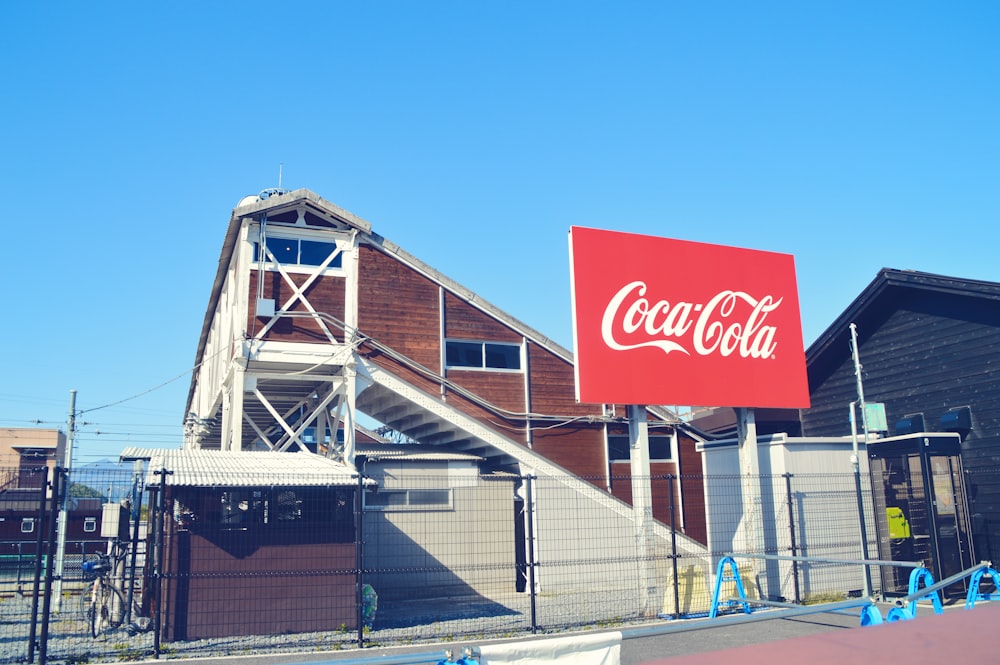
3;465;895;664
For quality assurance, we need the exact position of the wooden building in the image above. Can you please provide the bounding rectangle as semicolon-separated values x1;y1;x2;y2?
183;189;709;536
177;189;714;627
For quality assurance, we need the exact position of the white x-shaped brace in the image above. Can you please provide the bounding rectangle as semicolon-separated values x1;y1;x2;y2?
254;243;344;344
242;381;349;453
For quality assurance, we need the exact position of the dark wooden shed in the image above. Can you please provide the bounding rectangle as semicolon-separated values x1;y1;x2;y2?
135;449;363;642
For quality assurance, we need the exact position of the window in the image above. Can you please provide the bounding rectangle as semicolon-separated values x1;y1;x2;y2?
254;236;342;269
445;340;521;371
608;434;674;463
83;517;97;533
21;518;34;534
365;488;453;511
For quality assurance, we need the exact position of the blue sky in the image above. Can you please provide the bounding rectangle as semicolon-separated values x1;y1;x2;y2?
2;2;997;464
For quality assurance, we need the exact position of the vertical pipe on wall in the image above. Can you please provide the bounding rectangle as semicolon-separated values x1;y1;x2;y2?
439;286;447;400
522;338;532;449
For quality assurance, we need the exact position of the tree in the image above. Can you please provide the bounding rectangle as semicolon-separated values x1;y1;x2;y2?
68;482;103;499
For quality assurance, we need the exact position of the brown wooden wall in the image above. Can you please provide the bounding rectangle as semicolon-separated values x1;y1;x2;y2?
527;343;602;417
443;370;528;445
530;425;607;478
358;245;441;371
444;293;522;342
161;526;356;641
248;271;347;342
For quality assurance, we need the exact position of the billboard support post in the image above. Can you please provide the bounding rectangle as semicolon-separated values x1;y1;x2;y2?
628;404;659;617
736;407;760;554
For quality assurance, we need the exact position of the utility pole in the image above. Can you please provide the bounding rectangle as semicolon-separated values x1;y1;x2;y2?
849;324;874;597
53;389;76;611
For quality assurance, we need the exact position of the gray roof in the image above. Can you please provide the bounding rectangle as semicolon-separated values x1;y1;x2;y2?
119;448;361;488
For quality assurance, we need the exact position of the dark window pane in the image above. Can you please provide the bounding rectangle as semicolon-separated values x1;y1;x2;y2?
265;237;297;263
608;435;671;461
608;436;630;461
409;490;450;506
649;436;672;461
367;491;406;507
485;343;521;369
446;341;482;368
300;240;341;267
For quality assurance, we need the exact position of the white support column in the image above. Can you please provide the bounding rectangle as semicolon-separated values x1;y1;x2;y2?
343;231;361;468
231;364;246;451
315;398;328;456
345;230;360;340
628;404;659;617
344;360;358;468
736;407;760;553
220;382;232;452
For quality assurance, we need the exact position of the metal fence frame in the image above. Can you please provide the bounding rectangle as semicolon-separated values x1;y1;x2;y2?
0;465;904;664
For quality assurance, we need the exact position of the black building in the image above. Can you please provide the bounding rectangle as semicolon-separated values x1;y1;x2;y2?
803;268;1000;563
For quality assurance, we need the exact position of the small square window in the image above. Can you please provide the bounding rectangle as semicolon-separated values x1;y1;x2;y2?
83;517;97;533
265;237;298;263
446;341;482;368
21;518;34;534
485;343;520;369
300;240;341;267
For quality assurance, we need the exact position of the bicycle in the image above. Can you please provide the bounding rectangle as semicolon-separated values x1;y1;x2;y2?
80;552;128;637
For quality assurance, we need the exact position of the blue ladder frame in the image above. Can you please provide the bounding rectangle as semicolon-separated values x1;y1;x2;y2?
709;556;752;619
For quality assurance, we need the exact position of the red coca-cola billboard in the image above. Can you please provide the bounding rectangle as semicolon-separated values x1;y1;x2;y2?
569;226;810;408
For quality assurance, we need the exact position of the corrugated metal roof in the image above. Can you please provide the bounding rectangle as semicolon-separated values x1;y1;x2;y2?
120;449;360;488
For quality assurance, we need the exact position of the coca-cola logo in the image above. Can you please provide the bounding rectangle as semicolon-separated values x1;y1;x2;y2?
600;281;782;359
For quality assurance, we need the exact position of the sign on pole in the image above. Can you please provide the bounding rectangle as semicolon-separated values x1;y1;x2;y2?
569;226;810;409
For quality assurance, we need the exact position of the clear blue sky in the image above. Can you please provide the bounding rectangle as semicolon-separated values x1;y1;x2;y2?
2;2;997;464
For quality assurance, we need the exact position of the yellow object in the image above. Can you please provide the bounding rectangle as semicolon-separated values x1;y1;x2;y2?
662;563;756;616
886;506;911;539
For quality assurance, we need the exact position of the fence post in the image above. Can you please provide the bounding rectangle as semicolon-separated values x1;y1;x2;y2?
125;465;144;625
27;466;50;664
38;466;64;665
783;473;801;604
152;468;172;659
355;468;366;649
525;474;538;634
667;474;680;619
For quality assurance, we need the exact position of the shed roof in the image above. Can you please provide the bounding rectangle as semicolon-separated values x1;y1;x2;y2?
118;448;361;488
